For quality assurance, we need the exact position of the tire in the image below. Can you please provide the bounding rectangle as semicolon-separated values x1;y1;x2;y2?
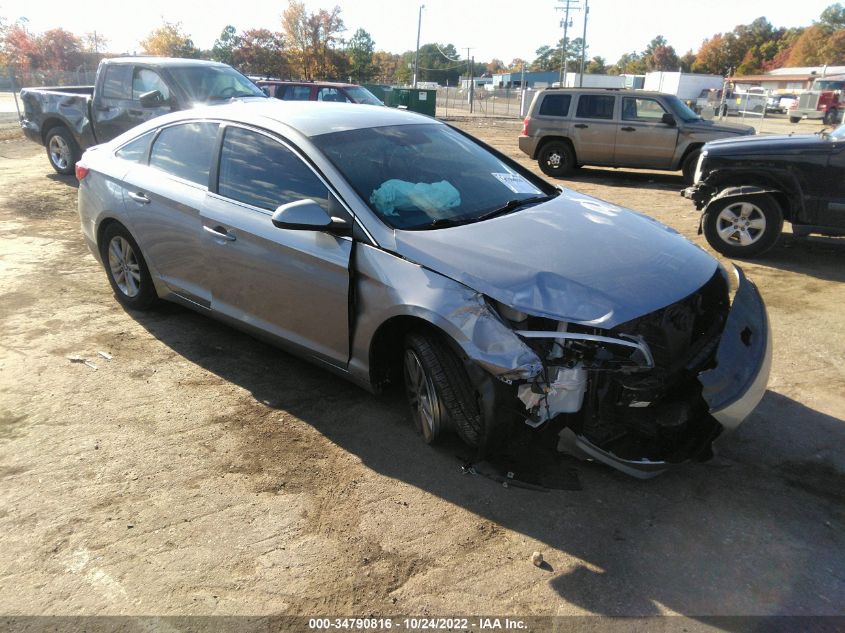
537;140;576;177
45;126;78;175
403;331;484;447
99;223;159;310
789;116;801;124
824;108;839;126
681;150;701;185
703;194;783;259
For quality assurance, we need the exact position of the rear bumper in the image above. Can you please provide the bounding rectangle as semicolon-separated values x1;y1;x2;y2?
518;135;537;158
20;119;41;145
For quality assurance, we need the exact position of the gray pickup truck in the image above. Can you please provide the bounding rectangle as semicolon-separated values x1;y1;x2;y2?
20;57;266;174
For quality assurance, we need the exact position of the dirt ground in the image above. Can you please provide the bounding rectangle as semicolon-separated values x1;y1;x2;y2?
1;115;844;623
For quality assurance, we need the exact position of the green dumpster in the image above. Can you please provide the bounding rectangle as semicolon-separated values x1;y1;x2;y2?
376;87;436;116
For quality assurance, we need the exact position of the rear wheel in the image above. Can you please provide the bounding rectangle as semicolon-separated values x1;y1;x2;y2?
537;141;576;177
703;194;783;259
403;332;484;447
789;116;801;124
100;224;159;310
45;126;78;175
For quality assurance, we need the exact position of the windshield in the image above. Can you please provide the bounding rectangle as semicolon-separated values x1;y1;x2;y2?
664;95;701;122
831;124;845;140
815;80;845;90
345;86;383;106
312;123;556;230
167;65;266;102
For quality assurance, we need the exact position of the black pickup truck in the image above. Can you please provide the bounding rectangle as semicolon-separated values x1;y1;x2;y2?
20;57;266;174
682;124;845;258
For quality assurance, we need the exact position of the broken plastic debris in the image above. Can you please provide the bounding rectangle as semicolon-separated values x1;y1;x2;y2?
83;361;98;370
531;551;544;567
97;351;113;360
67;355;85;363
369;179;461;219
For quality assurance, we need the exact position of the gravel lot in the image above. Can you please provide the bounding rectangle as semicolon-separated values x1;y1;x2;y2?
1;115;844;621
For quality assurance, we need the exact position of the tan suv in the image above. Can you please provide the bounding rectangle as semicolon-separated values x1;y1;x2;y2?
519;89;755;183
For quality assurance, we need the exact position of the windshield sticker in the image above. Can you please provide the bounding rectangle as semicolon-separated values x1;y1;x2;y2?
492;172;542;194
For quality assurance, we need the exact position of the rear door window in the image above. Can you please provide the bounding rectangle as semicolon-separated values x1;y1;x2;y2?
538;94;572;117
217;126;329;211
280;85;313;101
116;130;156;162
149;122;220;187
575;95;616;120
102;65;132;100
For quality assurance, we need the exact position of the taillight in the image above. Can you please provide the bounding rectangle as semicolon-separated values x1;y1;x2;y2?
521;116;530;136
75;164;89;180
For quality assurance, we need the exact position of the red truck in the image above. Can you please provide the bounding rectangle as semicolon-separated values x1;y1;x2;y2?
789;75;845;125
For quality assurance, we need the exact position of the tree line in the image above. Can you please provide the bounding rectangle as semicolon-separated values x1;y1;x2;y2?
2;2;845;86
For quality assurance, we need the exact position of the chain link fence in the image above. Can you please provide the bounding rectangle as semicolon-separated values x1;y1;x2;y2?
1;65;98;92
436;87;538;119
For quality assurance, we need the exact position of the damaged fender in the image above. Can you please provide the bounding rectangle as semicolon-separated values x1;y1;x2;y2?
698;265;772;430
348;244;543;390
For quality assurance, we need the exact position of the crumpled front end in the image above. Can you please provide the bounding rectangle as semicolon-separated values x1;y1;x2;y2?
490;265;770;478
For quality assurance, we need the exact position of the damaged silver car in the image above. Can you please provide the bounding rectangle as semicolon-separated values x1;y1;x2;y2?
77;100;771;478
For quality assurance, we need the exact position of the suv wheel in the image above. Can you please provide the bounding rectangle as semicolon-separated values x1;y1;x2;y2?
703;194;783;259
537;141;575;177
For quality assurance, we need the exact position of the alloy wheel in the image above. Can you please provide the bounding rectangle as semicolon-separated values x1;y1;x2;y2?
107;236;142;298
715;201;767;247
403;348;442;442
48;135;71;171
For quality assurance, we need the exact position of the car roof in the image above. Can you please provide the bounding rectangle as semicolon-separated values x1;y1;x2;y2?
103;56;229;68
255;79;360;89
540;88;673;98
157;99;434;137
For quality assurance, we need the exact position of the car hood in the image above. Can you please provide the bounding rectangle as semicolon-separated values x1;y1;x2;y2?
686;119;755;135
392;191;718;328
704;133;830;155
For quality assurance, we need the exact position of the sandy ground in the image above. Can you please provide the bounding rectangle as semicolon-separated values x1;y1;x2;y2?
1;117;844;622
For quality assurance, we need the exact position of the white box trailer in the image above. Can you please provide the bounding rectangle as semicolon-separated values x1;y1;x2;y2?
644;71;724;100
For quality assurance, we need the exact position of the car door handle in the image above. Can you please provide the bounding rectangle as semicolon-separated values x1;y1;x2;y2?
127;191;150;204
203;225;236;241
621;126;636;132
574;124;588;129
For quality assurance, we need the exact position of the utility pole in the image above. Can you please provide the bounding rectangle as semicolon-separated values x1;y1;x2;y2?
555;0;580;87
578;0;589;87
467;49;475;113
413;4;425;88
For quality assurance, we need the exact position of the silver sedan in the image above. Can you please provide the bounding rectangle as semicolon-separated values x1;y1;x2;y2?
77;100;771;478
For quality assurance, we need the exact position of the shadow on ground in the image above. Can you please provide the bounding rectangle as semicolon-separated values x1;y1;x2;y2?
123;299;845;620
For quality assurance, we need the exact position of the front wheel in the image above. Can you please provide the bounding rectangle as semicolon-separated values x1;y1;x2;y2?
703;194;783;259
100;224;159;310
681;150;701;185
45;127;78;175
537;141;576;177
789;116;801;124
403;332;484;447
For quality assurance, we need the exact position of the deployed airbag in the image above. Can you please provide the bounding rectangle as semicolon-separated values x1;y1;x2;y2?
370;179;461;219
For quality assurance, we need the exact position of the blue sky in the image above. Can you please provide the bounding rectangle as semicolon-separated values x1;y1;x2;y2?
1;0;836;64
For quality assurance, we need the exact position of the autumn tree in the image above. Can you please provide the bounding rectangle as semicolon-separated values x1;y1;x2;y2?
38;28;83;71
611;51;647;75
140;21;199;58
486;59;505;75
819;3;845;29
82;31;108;54
211;25;237;65
232;29;286;77
1;24;40;71
282;1;345;79
506;58;528;72
372;50;400;83
347;28;375;82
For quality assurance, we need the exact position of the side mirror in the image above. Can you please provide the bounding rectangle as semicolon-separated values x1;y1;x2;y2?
271;199;351;236
661;112;677;127
139;90;168;108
